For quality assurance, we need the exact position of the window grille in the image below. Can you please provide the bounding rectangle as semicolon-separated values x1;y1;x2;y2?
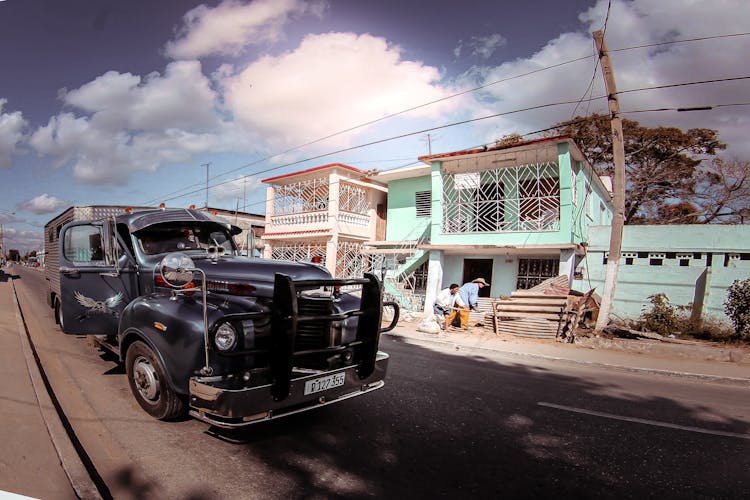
339;183;368;214
335;241;372;279
271;242;326;264
415;191;431;217
273;178;329;215
443;162;559;233
516;258;559;289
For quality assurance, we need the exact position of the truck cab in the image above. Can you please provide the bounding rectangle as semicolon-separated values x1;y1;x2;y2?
48;207;398;428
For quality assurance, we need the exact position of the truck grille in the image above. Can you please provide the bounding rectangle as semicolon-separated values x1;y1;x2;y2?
296;297;333;351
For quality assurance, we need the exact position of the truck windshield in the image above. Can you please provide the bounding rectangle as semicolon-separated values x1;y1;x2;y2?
135;222;237;256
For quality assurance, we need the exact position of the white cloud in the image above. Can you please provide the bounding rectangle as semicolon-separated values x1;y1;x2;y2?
470;34;507;59
0;227;43;252
29;61;242;185
18;193;68;214
209;175;262;205
460;0;750;158
454;33;507;61
222;32;457;149
63;61;220;131
164;0;323;60
0;99;27;167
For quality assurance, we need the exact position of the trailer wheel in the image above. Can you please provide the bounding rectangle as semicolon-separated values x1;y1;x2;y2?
54;297;64;331
125;341;185;420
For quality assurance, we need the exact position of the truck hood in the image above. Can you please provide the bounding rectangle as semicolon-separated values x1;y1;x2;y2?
191;256;332;297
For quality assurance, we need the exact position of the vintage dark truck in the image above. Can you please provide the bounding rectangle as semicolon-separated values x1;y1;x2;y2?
44;206;398;428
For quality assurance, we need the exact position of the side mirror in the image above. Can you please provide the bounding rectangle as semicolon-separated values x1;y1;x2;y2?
159;252;195;288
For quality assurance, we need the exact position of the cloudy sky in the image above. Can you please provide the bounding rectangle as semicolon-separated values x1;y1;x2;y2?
1;0;749;253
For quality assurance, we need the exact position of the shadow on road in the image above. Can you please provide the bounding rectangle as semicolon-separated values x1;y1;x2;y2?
181;335;750;499
0;270;20;282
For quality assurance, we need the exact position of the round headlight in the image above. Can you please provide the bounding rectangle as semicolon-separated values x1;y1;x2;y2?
214;323;237;351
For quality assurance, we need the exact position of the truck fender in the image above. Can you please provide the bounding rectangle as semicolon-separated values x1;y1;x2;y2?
118;295;207;395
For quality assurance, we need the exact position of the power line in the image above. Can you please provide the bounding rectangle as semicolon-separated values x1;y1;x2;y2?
155;96;606;204
143;54;597;205
225;100;750;215
611;31;750;52
145;31;750;205
157;71;750;206
616;75;750;95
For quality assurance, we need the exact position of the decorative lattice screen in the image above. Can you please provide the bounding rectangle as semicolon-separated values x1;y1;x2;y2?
271;242;327;264
273;178;329;215
443;162;560;233
339;183;368;214
336;241;371;279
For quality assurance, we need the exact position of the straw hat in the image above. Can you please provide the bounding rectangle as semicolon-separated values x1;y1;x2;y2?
472;278;490;286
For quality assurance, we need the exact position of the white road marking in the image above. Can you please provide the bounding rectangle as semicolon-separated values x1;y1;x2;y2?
538;402;750;440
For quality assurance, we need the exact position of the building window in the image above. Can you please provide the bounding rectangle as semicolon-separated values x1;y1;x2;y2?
415;191;431;217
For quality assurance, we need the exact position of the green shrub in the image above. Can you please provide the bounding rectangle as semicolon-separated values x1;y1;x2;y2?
724;278;750;340
639;293;681;335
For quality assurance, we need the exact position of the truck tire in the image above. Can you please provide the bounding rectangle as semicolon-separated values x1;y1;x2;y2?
125;341;185;420
54;297;64;332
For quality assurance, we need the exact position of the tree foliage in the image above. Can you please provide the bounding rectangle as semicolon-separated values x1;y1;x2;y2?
551;114;731;224
725;278;750;340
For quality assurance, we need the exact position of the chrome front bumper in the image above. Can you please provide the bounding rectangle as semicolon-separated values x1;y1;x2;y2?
188;352;389;428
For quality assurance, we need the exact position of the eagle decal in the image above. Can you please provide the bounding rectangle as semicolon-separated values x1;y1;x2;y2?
74;291;124;320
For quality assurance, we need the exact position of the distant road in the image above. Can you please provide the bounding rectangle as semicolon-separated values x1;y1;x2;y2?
13;264;750;499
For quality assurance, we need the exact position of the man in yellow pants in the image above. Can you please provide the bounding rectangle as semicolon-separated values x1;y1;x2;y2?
447;278;490;330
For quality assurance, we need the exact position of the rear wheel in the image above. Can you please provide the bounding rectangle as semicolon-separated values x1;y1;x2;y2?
125;341;185;420
54;297;64;332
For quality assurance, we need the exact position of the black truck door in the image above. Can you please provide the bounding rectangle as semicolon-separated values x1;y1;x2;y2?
58;221;132;335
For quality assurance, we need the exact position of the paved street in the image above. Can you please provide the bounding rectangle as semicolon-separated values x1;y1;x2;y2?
4;263;750;499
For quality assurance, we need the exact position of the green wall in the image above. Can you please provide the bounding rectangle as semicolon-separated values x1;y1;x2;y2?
385;176;432;241
583;225;750;320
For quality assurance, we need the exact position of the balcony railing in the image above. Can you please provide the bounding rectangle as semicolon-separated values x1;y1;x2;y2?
270;211;328;226
339;211;370;226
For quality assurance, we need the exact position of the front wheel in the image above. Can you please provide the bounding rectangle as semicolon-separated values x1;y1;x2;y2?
125;341;185;420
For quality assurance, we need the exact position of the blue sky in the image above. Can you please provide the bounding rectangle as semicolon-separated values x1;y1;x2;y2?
1;0;749;254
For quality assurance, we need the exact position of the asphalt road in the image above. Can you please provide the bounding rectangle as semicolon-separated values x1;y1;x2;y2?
11;264;750;499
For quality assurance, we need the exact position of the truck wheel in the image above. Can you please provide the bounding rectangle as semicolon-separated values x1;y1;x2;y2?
54;297;64;331
125;341;185;420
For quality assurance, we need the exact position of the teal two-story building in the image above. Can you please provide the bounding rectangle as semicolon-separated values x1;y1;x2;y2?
373;136;613;312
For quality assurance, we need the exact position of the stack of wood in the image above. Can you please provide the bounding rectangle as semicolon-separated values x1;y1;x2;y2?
490;275;599;340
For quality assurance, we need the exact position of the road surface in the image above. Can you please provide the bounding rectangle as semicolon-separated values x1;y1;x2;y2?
11;264;750;499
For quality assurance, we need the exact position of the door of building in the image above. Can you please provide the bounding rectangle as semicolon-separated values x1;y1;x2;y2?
462;258;493;297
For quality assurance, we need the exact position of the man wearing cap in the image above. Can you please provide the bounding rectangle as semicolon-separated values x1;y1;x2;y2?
451;278;490;330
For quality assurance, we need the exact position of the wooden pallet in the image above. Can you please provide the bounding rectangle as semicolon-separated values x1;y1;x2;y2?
493;294;568;338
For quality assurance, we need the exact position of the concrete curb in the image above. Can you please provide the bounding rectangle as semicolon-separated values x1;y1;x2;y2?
11;278;103;499
387;332;750;387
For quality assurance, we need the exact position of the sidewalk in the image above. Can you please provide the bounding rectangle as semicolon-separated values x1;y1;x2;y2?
0;271;95;499
387;320;750;385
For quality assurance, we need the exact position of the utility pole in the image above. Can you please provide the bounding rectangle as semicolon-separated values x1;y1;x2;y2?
242;176;247;212
593;29;626;334
202;162;211;209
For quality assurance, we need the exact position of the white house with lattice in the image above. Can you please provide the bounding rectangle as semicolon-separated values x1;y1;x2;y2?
261;164;388;278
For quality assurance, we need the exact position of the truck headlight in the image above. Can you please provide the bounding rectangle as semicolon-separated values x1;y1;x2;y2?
214;323;237;351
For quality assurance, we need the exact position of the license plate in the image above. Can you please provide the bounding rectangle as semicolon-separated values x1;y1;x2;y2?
304;372;346;395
